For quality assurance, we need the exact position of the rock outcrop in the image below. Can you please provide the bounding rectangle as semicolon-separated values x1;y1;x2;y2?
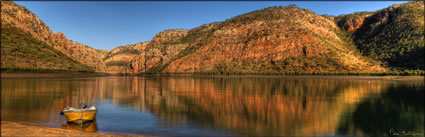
130;29;189;73
104;42;149;74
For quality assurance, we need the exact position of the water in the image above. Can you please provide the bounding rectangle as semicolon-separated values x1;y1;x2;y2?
1;76;424;137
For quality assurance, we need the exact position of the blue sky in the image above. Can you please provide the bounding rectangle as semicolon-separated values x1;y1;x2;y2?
15;1;407;50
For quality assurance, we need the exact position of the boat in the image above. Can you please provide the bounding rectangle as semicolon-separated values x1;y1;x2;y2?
62;105;97;124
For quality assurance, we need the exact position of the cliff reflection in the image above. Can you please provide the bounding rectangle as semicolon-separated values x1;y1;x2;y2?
1;76;423;136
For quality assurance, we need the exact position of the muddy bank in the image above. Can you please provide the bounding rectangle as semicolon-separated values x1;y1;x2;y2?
1;121;148;137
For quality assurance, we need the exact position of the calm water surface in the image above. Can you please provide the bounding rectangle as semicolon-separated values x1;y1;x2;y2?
1;76;424;136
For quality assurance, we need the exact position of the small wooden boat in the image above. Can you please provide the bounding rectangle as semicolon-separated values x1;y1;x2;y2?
62;105;97;124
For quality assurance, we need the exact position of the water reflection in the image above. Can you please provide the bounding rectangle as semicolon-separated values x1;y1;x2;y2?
337;83;424;137
62;120;98;132
1;76;423;136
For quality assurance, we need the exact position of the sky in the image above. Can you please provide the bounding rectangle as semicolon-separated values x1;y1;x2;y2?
15;1;407;50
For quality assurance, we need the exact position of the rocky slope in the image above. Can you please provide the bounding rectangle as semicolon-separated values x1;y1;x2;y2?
130;29;189;73
1;1;106;72
1;23;94;72
131;6;385;73
104;42;149;74
338;1;424;70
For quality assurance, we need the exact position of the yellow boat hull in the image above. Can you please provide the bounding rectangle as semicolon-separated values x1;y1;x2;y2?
64;110;97;123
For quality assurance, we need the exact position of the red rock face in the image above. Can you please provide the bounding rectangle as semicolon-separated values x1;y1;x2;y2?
135;7;385;73
104;42;149;74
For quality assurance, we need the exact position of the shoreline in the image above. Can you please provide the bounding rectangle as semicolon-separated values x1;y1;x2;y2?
0;72;110;78
1;121;145;137
1;72;423;81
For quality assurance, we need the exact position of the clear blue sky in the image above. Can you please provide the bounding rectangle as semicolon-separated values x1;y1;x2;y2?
15;1;407;50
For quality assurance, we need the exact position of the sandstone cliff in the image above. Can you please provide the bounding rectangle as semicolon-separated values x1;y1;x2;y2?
130;29;189;73
104;42;149;74
1;1;106;72
130;6;385;73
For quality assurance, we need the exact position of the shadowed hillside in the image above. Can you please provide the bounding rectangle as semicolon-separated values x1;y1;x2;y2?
337;1;424;70
1;24;94;72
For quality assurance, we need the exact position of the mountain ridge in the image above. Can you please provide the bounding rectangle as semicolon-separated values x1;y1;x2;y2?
1;1;423;74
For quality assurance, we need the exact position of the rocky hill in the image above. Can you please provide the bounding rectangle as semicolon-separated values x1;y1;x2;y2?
1;1;106;72
130;5;385;73
1;23;94;72
345;2;424;70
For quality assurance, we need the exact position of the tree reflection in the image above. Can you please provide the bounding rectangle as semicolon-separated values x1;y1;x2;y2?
337;83;424;137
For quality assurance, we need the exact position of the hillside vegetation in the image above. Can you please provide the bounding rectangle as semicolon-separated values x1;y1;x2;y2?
1;1;107;72
338;2;424;70
1;24;94;72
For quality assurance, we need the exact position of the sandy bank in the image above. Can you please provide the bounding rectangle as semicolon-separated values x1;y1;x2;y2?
1;121;148;137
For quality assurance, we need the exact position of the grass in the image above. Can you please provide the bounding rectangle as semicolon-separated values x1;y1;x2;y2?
103;48;141;60
1;23;95;72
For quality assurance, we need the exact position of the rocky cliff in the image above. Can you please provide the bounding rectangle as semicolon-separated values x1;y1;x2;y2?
1;1;106;72
130;29;189;73
130;6;385;73
104;42;149;74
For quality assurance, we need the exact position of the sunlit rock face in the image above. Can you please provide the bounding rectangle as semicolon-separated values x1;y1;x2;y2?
129;6;385;73
103;42;149;74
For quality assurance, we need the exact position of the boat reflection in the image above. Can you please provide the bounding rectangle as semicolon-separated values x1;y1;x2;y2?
61;120;98;132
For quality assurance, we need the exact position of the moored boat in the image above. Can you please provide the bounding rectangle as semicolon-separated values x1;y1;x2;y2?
62;105;97;124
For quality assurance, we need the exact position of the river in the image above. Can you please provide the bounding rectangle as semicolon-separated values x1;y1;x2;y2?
1;75;423;136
